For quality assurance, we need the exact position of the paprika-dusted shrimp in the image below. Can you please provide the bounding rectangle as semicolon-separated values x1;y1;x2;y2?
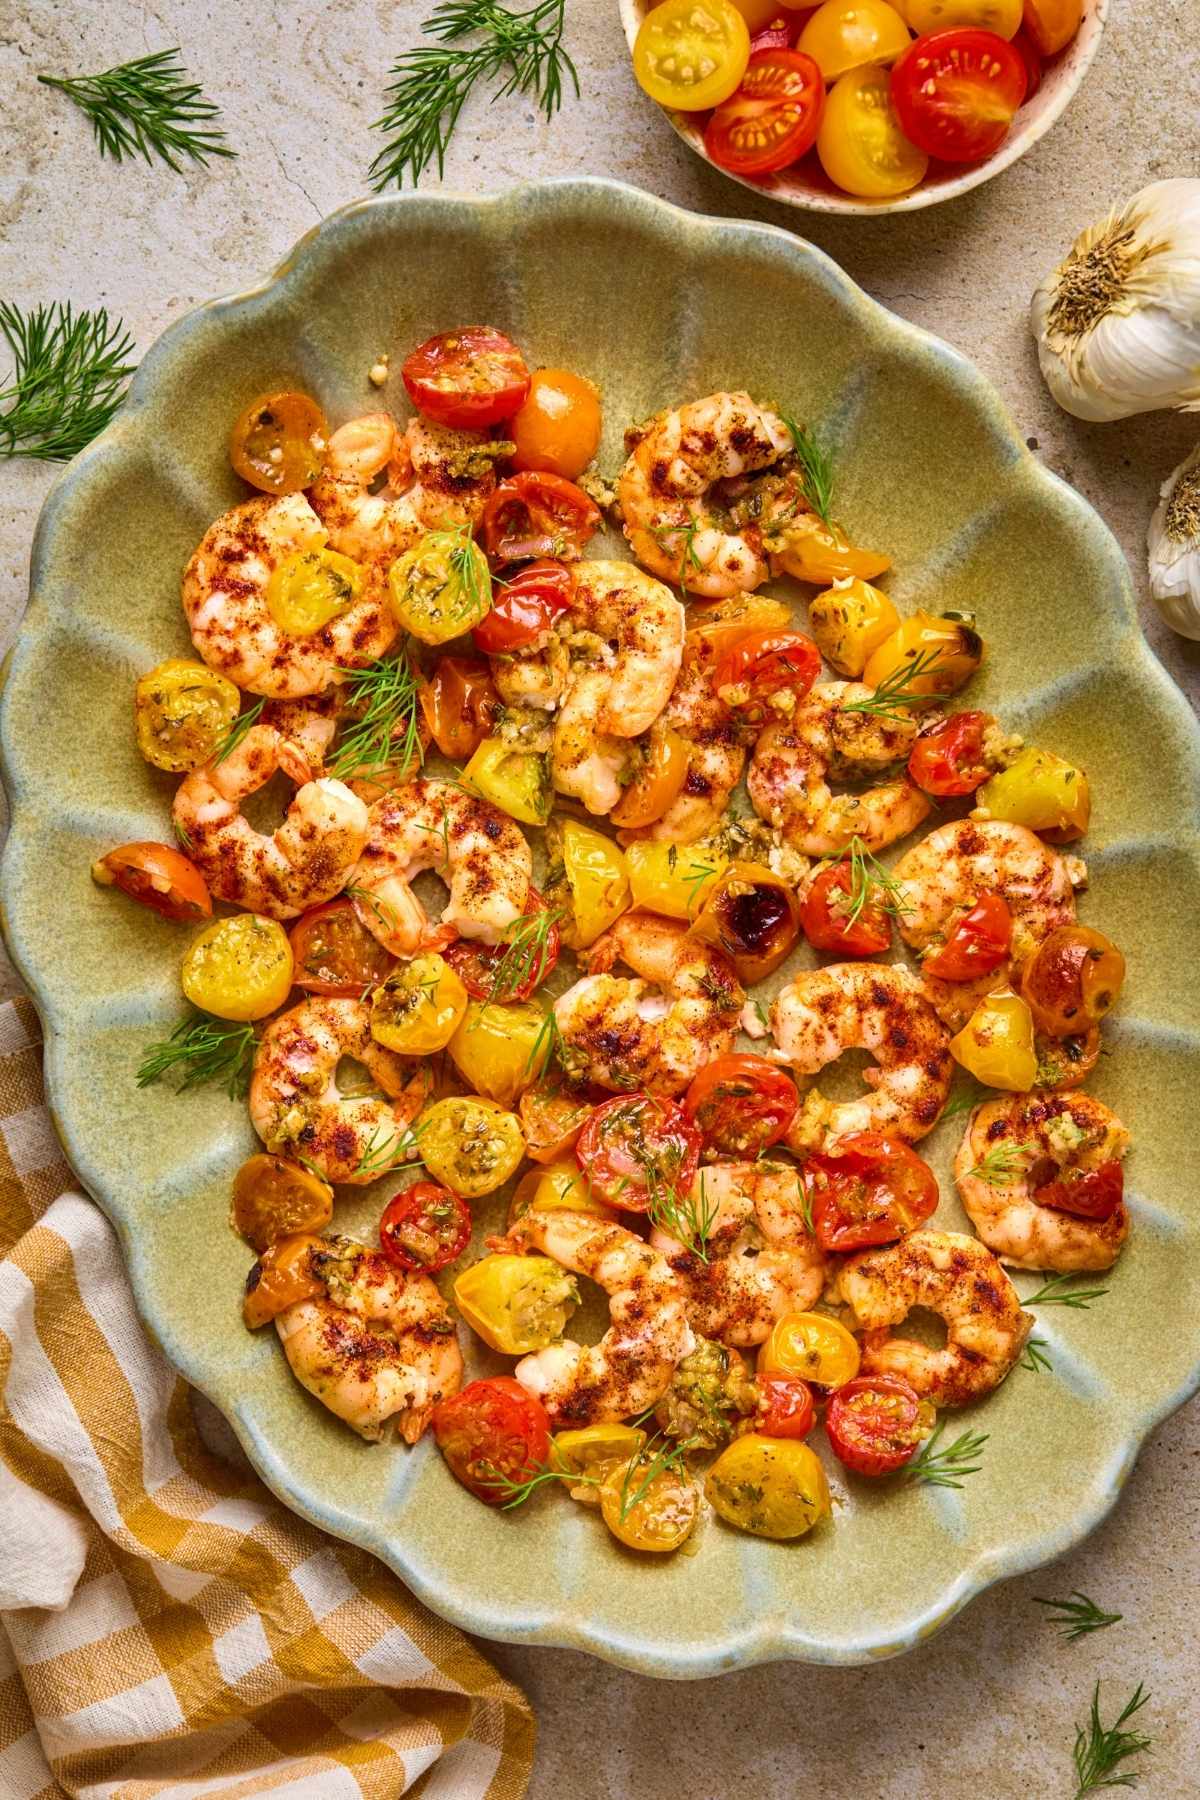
650;1162;827;1346
772;961;953;1147
955;1092;1131;1272
255;1235;462;1441
350;777;532;955
619;392;794;597
260;690;340;776
555;911;744;1095
172;723;368;919
182;492;396;697
748;683;931;856
249;998;429;1185
839;1229;1033;1406
390;413;511;533
497;1211;694;1426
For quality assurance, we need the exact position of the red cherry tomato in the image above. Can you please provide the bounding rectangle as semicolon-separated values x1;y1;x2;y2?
713;630;821;717
907;710;992;797
91;841;212;923
432;1377;551;1506
380;1181;471;1273
705;50;825;178
289;899;395;996
802;861;892;957
805;1132;939;1253
444;885;560;1003
749;17;795;54
755;1374;816;1440
683;1054;797;1158
1011;28;1043;99
473;560;573;653
826;1374;926;1477
402;326;530;429
890;29;1028;165
923;894;1013;982
1032;1159;1124;1221
576;1093;702;1213
481;471;600;564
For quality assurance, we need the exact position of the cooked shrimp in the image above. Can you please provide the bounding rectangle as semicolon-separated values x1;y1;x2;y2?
497;1211;694;1426
618;392;794;597
182;492;396;697
650;1162;827;1346
390;414;511;533
350;777;532;955
772;961;953;1146
249;998;430;1185
260;691;340;777
955;1091;1131;1272
555;911;744;1095
748;683;931;856
270;1235;462;1441
624;648;746;844
172;723;368;919
838;1229;1033;1406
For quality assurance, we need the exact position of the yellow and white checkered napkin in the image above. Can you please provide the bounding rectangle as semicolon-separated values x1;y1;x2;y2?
0;999;534;1800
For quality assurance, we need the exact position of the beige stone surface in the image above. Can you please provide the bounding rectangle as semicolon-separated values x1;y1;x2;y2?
1;0;1197;1792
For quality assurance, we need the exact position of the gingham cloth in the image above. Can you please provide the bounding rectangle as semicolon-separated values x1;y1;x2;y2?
0;998;535;1800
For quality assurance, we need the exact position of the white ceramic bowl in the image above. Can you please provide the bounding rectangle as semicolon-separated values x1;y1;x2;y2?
619;0;1109;215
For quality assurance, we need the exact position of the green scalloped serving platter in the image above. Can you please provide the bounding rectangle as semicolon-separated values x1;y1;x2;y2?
3;180;1199;1677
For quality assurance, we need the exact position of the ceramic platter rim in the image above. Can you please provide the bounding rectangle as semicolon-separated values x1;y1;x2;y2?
3;179;1199;1677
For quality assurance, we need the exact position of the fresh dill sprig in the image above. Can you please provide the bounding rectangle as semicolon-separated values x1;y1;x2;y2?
0;302;135;461
1071;1683;1151;1796
525;1006;566;1075
352;1118;427;1179
172;817;194;853
683;858;718;917
781;416;834;522
646;1167;718;1264
370;0;578;190
965;1140;1031;1186
940;1077;990;1122
751;998;771;1032
344;884;397;940
906;1422;988;1490
136;1012;256;1099
490;1458;602;1509
821;835;910;930
329;652;424;782
38;48;233;171
1020;1337;1053;1374
1035;1592;1122;1643
213;695;266;765
429;517;491;621
617;1433;699;1523
476;904;562;1008
650;517;704;594
1024;1274;1110;1311
841;649;948;723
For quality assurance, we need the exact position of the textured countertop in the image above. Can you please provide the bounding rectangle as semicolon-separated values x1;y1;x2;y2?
2;1;1198;1793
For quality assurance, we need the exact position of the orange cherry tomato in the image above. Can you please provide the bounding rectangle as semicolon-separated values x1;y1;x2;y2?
684;1054;797;1158
754;1373;816;1440
519;1074;609;1164
826;1373;925;1476
482;472;601;563
907;711;993;797
705;49;826;177
923;894;1013;981
610;724;689;829
433;1377;551;1506
1018;925;1125;1037
805;1132;938;1252
473;561;573;654
288;899;394;995
713;630;821;719
419;656;501;761
231;1155;333;1253
229;390;327;495
510;369;602;480
802;860;892;957
91;842;212;923
402;326;530;429
1022;0;1082;56
688;862;802;984
379;1181;471;1273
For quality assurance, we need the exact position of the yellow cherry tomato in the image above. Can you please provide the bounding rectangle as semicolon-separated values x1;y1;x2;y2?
807;577;900;678
863;609;983;700
975;746;1091;842
419;1096;526;1197
181;914;293;1022
266;548;363;636
229;390;327;495
544;818;631;949
625;839;729;921
817;63;930;198
388;529;492;644
509;1158;616;1226
727;0;789;25
907;0;1021;34
599;1454;700;1553
448;999;549;1107
242;1233;326;1329
134;659;241;773
685;593;793;664
771;511;892;583
462;737;552;825
705;1434;830;1539
950;987;1038;1091
688;860;802;984
453;1252;579;1354
510;368;602;480
759;1311;861;1388
553;1424;647;1504
231;1155;333;1253
799;0;912;80
370;953;467;1054
609;723;689;831
632;0;751;112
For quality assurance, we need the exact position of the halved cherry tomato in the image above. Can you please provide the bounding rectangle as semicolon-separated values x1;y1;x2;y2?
432;1376;551;1506
817;62;929;197
826;1373;926;1476
1011;27;1043;97
907;710;993;797
401;326;530;429
759;1311;861;1388
755;1373;816;1440
924;893;1013;981
380;1181;471;1273
510;370;602;480
473;560;573;653
890;28;1028;164
688;861;801;984
1019;925;1125;1037
576;1093;701;1212
684;1054;797;1158
444;885;560;1003
1032;1158;1124;1221
713;629;821;718
419;656;500;761
519;1073;608;1164
632;0;751;110
805;1132;939;1252
1022;0;1082;56
288;899;394;996
229;390;326;495
91;842;211;923
799;1;912;80
231;1155;333;1253
705;49;826;177
802;860;892;957
481;472;600;564
610;723;689;830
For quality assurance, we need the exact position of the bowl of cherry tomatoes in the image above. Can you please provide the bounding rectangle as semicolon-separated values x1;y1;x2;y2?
621;0;1107;214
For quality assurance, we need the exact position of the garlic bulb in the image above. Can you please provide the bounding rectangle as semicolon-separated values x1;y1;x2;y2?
1148;442;1200;640
1031;179;1200;422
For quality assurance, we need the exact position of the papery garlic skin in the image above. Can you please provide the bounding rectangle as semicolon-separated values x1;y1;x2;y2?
1031;179;1200;423
1148;443;1200;641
